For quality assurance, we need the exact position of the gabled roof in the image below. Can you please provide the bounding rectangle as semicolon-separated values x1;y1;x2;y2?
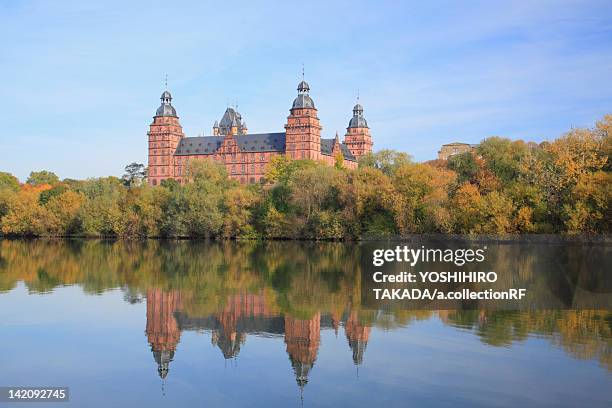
321;138;356;161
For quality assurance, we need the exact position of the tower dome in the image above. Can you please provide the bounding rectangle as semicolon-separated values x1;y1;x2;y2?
297;80;310;92
155;90;177;117
292;80;315;109
348;103;368;128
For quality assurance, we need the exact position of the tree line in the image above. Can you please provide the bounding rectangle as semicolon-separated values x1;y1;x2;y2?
0;114;610;238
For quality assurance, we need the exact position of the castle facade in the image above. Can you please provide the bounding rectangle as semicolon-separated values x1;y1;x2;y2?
147;79;373;185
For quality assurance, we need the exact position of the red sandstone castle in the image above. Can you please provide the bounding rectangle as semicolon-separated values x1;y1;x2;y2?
147;79;373;185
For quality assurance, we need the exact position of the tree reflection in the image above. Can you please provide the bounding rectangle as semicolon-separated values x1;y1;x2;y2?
0;238;610;384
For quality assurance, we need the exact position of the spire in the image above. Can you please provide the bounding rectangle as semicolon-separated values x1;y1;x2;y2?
297;64;310;93
335;131;340;143
164;73;168;90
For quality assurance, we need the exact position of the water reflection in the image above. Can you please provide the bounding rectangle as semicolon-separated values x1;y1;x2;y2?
144;287;372;389
0;238;610;389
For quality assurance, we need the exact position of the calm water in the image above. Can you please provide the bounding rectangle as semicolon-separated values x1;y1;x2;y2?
0;239;610;407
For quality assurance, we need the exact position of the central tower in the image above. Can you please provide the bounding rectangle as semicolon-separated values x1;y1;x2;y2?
284;79;322;160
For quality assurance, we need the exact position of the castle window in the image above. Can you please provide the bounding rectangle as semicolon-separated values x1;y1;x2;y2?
250;177;255;184
152;179;157;186
251;164;255;173
301;151;305;159
232;165;236;174
260;153;264;161
241;164;245;173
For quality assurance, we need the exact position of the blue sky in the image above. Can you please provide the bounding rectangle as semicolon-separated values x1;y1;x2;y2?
1;0;611;181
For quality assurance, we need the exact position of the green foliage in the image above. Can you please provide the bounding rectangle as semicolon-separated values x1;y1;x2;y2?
26;170;59;186
447;152;478;183
477;137;528;183
358;149;412;175
39;184;68;205
0;172;20;191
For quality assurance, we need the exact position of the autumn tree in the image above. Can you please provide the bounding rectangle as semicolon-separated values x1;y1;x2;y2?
0;172;20;192
26;170;60;186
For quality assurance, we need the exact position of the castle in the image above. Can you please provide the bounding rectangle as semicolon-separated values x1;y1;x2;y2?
147;79;373;185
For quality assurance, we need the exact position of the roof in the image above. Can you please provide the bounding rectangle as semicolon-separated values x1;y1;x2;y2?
347;103;368;128
218;107;247;135
175;133;286;155
297;80;310;92
321;138;356;161
348;115;368;128
155;90;177;117
292;93;315;109
156;103;177;117
175;133;357;162
442;142;473;147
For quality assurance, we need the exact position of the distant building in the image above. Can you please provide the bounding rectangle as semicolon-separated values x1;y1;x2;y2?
147;78;373;186
437;142;479;160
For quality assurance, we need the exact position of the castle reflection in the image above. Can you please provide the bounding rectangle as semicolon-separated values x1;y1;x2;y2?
145;288;370;387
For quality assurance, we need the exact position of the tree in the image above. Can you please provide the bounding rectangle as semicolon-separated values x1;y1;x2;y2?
1;188;50;236
340;166;397;236
477;137;528;184
334;152;344;169
358;149;412;176
393;163;455;233
122;162;146;187
451;182;484;233
46;190;85;235
27;170;59;186
447;152;478;184
0;172;19;191
264;155;315;185
221;186;259;238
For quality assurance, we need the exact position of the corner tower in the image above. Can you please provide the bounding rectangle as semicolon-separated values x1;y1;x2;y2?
344;101;372;159
148;90;184;186
284;79;322;160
